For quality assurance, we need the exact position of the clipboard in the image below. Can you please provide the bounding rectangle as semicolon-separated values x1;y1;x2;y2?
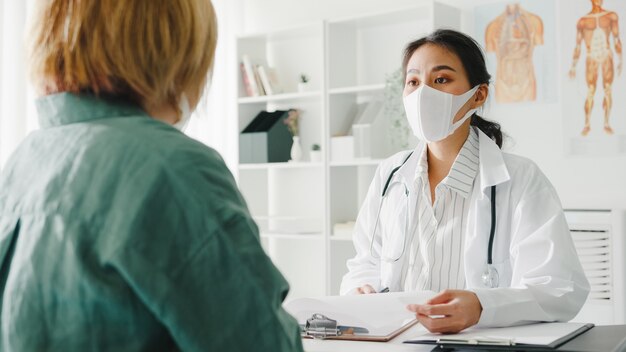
404;322;595;351
299;313;418;342
284;291;436;342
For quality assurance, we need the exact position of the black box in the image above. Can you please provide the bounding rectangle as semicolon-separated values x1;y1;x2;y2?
239;110;293;163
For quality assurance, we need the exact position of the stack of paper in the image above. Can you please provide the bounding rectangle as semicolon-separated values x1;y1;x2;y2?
406;322;593;347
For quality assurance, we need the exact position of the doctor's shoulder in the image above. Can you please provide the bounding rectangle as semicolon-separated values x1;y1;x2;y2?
365;149;414;188
500;152;561;202
377;149;415;172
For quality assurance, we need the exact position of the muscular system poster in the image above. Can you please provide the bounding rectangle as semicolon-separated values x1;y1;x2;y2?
561;0;625;155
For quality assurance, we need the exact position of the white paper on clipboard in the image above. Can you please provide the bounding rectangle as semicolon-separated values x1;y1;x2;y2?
284;291;436;337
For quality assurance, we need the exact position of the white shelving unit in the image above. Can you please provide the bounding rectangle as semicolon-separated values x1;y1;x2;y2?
235;1;461;301
328;84;386;95
237;91;322;104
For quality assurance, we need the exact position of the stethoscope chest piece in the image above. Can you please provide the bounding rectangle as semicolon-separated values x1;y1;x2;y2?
482;264;499;288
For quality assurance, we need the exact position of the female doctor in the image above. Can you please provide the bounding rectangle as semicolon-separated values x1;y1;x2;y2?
340;29;589;334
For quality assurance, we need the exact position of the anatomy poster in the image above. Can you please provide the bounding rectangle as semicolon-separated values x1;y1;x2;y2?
475;1;557;104
561;0;625;156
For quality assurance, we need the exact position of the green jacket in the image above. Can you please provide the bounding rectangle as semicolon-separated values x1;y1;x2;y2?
0;93;303;351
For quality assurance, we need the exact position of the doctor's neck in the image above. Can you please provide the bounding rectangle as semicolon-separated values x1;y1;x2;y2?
426;123;471;175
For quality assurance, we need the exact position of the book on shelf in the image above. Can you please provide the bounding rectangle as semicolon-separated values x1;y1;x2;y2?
253;64;266;96
240;63;255;97
240;54;286;97
241;54;260;97
267;67;284;94
257;65;274;96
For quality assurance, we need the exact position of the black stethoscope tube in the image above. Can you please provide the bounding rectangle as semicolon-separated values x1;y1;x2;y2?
381;152;497;266
381;152;413;197
488;185;496;265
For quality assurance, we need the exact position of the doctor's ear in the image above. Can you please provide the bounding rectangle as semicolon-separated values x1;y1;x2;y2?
472;84;489;109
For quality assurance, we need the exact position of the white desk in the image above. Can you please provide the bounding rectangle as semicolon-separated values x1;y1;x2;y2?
303;325;626;352
303;324;433;352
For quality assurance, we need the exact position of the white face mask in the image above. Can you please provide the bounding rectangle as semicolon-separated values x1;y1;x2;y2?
174;94;192;131
403;84;479;143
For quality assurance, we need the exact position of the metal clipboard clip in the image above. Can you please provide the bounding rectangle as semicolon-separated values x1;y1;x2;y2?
301;313;369;339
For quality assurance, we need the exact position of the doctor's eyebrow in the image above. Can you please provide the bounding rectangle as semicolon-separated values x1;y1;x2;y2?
407;65;457;75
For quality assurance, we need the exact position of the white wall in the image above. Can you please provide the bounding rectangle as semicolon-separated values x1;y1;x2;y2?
239;0;626;211
0;0;4;108
186;0;243;172
241;0;420;34
0;1;29;169
492;102;626;210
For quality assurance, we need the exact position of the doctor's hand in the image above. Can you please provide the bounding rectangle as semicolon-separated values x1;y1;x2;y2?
406;289;482;334
355;284;376;294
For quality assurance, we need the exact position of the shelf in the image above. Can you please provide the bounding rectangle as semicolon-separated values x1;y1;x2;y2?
239;162;323;170
329;159;383;167
330;236;353;242
238;91;321;104
261;232;323;240
238;22;322;41
236;4;462;299
328;84;386;95
240;160;381;169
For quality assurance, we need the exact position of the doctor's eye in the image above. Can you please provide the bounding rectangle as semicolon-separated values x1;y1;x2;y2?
434;77;449;84
406;79;418;87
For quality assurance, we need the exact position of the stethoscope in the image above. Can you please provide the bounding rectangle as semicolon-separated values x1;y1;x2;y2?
368;152;500;288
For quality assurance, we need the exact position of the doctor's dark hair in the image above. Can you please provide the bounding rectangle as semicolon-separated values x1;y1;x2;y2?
402;29;504;148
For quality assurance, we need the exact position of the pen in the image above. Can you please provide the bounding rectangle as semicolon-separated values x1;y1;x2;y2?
379;287;389;293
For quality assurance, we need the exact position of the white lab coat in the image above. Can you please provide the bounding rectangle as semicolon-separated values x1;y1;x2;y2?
340;129;590;327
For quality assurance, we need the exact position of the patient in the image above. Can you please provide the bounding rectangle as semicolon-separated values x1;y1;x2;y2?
0;1;302;351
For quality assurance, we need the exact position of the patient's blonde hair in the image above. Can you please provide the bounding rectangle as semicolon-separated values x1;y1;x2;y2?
28;0;217;112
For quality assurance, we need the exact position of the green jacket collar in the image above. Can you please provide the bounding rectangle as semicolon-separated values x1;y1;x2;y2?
36;93;148;128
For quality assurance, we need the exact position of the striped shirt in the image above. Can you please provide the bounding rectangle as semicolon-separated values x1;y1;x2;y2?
402;127;480;292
